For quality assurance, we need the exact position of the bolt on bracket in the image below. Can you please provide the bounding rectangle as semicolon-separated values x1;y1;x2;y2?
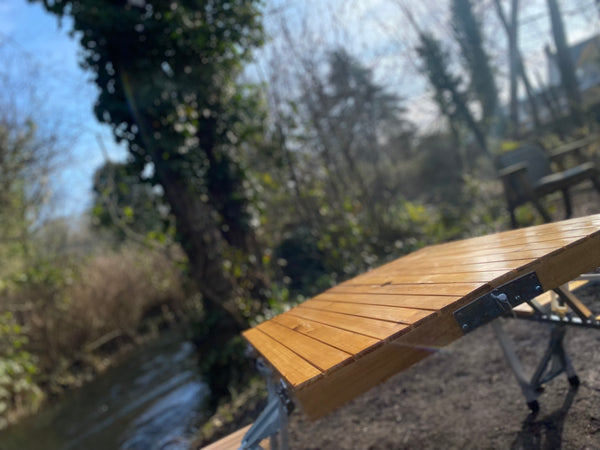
454;271;543;333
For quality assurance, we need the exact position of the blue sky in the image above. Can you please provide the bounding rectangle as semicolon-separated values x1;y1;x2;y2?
1;0;127;218
2;0;599;219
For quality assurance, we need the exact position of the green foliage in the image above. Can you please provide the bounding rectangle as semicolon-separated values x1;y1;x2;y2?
299;48;415;214
270;193;446;300
0;312;42;429
0;233;187;416
91;161;175;244
415;32;488;155
35;0;265;239
0;119;36;279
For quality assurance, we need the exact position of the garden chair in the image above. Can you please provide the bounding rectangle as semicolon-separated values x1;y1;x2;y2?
497;143;599;228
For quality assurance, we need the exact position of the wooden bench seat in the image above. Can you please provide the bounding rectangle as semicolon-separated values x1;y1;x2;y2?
243;214;600;420
202;425;269;450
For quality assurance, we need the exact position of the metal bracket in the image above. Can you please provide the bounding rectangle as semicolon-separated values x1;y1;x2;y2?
509;274;600;328
239;359;293;450
454;271;543;333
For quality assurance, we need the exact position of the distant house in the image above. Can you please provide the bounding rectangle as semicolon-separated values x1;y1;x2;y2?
546;34;600;94
511;35;600;130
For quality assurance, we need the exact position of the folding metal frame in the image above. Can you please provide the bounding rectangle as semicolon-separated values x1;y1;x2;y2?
455;272;600;412
239;359;292;450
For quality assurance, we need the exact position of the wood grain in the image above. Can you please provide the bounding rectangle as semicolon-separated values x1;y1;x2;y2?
256;321;351;372
288;307;409;340
331;282;485;296
242;328;321;387
271;314;379;355
201;424;270;450
313;292;457;310
302;299;434;324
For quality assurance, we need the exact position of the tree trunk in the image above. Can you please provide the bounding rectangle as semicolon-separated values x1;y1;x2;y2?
508;0;519;135
547;0;583;124
118;64;252;401
494;0;543;135
154;162;250;402
517;57;542;130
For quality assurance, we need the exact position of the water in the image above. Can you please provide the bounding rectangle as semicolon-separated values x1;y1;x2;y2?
0;333;209;450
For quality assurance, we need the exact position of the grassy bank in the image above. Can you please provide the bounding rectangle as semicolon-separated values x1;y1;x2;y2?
0;244;191;429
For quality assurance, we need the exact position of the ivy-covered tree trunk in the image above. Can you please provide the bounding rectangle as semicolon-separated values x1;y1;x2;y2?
416;32;489;158
154;164;250;401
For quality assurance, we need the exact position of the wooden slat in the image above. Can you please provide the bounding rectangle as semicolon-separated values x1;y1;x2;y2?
411;237;582;260
417;218;600;254
257;321;351;372
532;231;600;289
404;232;595;261
242;328;321;387
287;307;409;340
272;314;379;355
341;271;510;285
302;299;434;324
385;229;599;264
555;285;594;319
313;292;453;311
376;259;535;274
295;308;465;419
332;282;485;297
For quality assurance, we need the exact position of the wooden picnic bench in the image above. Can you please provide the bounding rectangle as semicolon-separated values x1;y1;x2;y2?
206;214;600;450
497;143;600;228
547;135;597;170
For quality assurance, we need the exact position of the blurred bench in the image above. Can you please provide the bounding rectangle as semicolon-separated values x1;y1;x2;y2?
204;214;600;449
497;143;600;228
548;135;597;169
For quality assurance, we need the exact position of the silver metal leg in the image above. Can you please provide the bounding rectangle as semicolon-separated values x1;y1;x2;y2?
491;320;538;404
492;319;579;412
530;325;579;388
239;359;291;450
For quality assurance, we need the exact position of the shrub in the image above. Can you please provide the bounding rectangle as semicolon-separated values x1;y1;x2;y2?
6;245;186;386
0;312;43;429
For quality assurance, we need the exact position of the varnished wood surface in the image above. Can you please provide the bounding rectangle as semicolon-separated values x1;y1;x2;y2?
243;214;600;419
201;424;270;450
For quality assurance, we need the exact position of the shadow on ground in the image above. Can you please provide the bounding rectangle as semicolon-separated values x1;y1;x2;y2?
512;386;578;450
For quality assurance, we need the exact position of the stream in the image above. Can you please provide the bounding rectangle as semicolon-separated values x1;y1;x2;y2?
0;332;208;450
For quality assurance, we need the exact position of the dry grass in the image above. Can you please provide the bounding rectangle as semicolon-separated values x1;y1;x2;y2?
9;245;186;379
